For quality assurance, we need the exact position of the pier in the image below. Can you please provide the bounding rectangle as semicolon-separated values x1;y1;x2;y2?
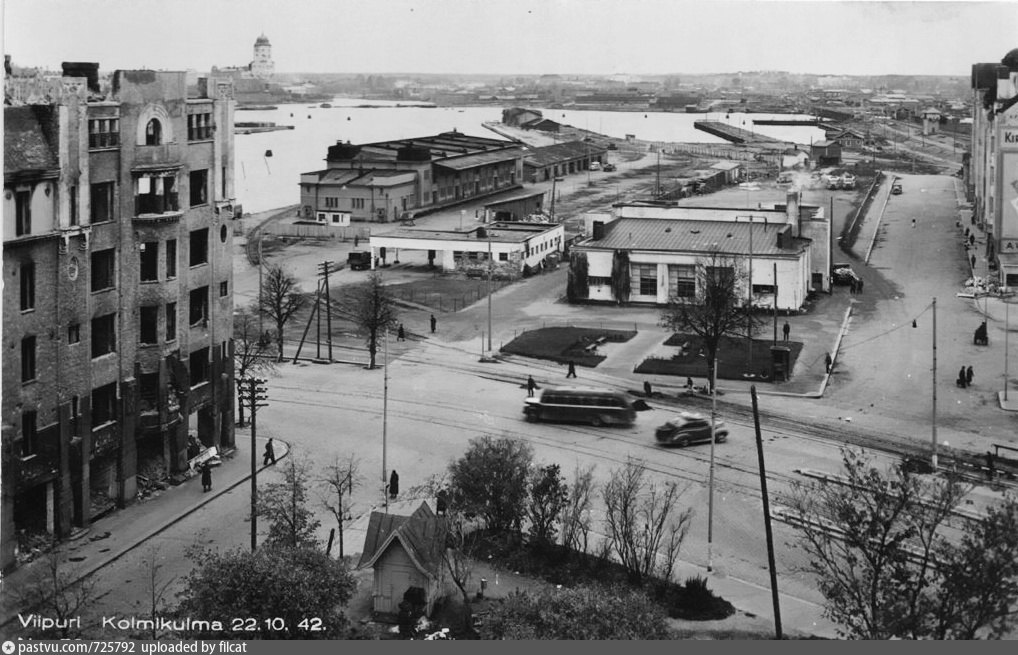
693;120;791;147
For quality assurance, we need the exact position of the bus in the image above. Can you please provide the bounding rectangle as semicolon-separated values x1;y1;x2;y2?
523;387;636;427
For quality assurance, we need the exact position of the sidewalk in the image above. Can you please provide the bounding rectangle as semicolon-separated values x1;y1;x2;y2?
0;434;288;631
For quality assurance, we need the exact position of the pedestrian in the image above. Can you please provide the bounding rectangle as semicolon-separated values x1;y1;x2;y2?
397;323;406;341
436;488;448;516
912;218;916;229
566;360;577;378
388;470;399;500
263;438;276;466
353;234;359;248
849;279;857;295
201;462;212;492
957;366;968;389
782;321;790;342
527;375;537;397
643;380;653;397
966;365;974;386
857;278;864;294
685;377;694;392
971;254;976;268
970;234;976;246
430;314;437;334
825;352;833;374
965;227;970;239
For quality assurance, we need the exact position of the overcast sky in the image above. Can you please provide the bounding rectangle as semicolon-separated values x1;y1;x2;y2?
2;0;1016;77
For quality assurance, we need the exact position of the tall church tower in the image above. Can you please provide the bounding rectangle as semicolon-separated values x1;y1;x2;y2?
251;33;274;80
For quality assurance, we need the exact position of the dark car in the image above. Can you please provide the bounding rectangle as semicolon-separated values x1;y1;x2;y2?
831;263;858;286
603;163;617;172
891;183;903;195
655;412;728;447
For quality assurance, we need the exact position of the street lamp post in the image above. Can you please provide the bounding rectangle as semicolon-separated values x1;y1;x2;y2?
1005;300;1011;402
932;297;938;471
487;228;493;352
382;327;389;511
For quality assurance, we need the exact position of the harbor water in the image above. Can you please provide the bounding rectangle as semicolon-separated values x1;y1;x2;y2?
234;98;826;213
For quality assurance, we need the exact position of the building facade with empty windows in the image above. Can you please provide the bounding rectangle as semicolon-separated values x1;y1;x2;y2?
1;63;237;571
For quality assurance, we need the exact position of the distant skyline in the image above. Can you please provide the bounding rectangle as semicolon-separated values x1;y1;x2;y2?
2;0;1016;77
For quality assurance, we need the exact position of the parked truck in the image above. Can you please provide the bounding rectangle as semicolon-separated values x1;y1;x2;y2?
348;251;372;271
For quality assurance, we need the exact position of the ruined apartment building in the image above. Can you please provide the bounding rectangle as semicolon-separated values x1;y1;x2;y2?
2;63;237;571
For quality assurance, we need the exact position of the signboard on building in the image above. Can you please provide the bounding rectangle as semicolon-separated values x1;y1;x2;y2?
1001;153;1018;239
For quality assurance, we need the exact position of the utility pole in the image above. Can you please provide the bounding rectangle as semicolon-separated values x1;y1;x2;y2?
238;377;267;552
655;148;661;198
773;262;778;344
751;386;782;640
932;297;938;471
319;261;333;361
1006;300;1011;402
382;327;389;512
707;355;718;573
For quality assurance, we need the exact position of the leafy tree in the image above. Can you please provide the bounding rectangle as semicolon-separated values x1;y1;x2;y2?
337;271;399;369
602;459;693;584
933;497;1018;639
233;304;276;426
482;583;671;639
448;436;533;535
527;463;569;548
260;453;321;550
566;251;589;302
788;448;1018;639
610;249;631;303
259;264;307;361
658;251;757;388
176;545;355;639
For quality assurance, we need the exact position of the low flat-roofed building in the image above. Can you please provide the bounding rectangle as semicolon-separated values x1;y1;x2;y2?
368;221;564;275
523;140;608;183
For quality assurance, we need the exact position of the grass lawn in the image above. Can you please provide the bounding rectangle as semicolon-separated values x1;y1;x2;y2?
636;333;802;382
501;327;637;368
384;277;514;313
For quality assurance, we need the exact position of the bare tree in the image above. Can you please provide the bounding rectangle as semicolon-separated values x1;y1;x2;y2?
320;455;360;559
527;463;569;549
601;459;693;584
233;304;276;426
658;251;759;387
560;463;597;556
787;448;1018;639
139;545;176;639
336;271;399;369
13;551;96;638
259;264;307;361
443;507;476;633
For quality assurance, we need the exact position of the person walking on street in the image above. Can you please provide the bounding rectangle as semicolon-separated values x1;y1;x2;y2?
849;279;857;295
857;278;864;294
957;366;968;388
263;438;276;466
566;360;577;378
912;218;916;229
201;462;212;492
527;375;537;397
825;352;833;374
397;324;406;341
389;470;400;500
966;365;974;387
430;314;437;334
782;321;790;342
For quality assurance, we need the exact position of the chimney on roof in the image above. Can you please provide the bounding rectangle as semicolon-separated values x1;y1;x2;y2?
786;189;800;237
592;221;605;240
61;61;100;93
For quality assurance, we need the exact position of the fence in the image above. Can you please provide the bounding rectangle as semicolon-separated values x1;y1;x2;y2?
390;280;513;312
667;143;761;161
268;223;372;241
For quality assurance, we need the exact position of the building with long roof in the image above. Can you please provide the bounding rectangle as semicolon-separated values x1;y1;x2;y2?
299;131;524;223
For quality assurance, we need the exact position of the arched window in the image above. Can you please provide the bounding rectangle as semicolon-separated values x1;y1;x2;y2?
145;119;162;146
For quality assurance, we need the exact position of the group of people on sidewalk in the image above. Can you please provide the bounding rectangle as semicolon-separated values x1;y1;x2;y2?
956;365;975;389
